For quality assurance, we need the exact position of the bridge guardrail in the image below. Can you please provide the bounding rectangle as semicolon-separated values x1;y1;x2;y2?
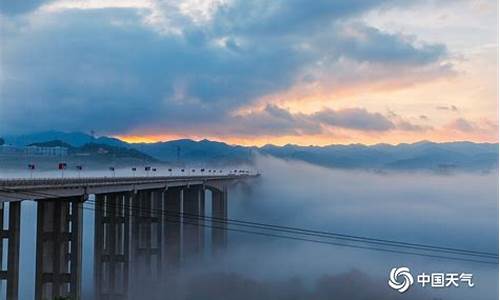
0;174;260;188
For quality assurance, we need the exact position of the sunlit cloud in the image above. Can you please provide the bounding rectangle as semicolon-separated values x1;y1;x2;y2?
0;0;497;145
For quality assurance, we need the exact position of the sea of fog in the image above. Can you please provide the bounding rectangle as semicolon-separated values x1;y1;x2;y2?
4;155;498;300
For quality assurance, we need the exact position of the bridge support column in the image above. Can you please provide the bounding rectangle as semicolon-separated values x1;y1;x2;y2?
152;189;163;277
163;187;181;273
0;201;21;300
182;186;205;262
131;190;162;284
211;188;228;255
94;193;130;300
35;196;83;300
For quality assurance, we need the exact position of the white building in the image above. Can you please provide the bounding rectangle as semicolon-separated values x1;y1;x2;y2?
0;145;68;156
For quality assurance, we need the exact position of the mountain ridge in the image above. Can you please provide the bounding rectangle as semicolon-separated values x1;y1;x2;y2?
2;131;498;171
3;130;497;148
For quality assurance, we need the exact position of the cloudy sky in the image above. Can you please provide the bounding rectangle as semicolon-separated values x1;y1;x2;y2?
0;0;497;146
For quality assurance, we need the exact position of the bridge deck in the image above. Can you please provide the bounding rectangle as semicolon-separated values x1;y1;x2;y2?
0;174;258;201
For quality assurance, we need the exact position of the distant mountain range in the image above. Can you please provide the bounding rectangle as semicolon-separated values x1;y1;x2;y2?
2;131;498;171
260;141;498;171
5;131;128;148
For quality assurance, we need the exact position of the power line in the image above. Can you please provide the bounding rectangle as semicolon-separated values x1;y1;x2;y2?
5;187;497;259
3;187;499;261
83;197;499;259
1;188;498;264
80;201;498;265
29;185;498;258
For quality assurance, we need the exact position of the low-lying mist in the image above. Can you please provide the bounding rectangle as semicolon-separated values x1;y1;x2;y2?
130;155;498;300
13;155;499;299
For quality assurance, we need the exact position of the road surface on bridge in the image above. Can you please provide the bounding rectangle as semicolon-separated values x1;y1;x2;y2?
0;173;259;201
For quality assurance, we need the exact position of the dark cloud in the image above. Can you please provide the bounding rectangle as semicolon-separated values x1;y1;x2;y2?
0;0;52;15
212;0;398;37
0;0;450;136
332;23;446;64
447;118;476;132
313;108;395;131
230;105;321;136
0;9;302;134
394;120;430;132
223;106;429;136
384;110;430;132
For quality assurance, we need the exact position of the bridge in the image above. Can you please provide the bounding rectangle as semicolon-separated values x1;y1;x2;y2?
0;173;258;300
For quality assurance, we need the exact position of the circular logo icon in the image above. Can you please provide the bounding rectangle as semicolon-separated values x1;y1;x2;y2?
388;267;414;293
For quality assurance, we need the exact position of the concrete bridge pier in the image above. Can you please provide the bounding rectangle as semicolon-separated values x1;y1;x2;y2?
211;188;228;255
94;193;131;300
131;190;162;284
35;196;83;300
162;187;182;274
0;201;21;300
151;189;164;278
182;186;205;263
